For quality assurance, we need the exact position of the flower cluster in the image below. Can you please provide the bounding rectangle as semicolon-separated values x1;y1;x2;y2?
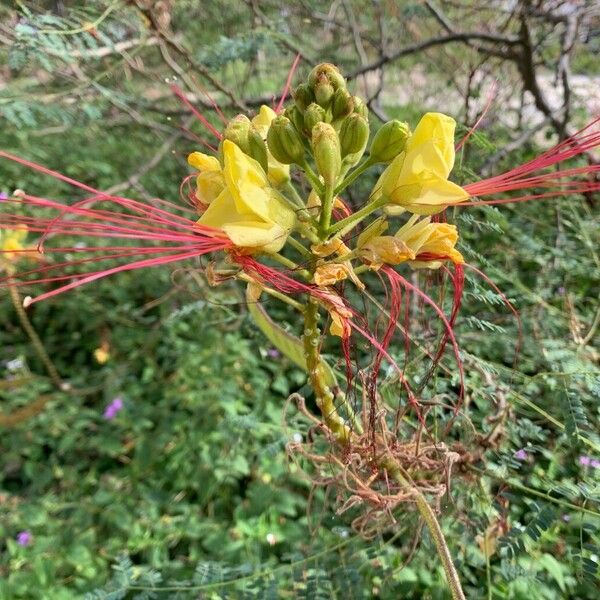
2;61;599;599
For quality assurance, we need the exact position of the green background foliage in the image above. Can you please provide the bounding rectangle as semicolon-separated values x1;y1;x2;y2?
1;1;599;598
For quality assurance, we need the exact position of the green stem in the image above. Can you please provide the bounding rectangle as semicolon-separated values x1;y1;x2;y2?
301;160;323;194
334;156;375;196
382;458;466;600
269;253;312;280
287;236;312;258
302;303;466;599
328;196;388;237
8;283;63;389
318;181;335;238
303;300;351;441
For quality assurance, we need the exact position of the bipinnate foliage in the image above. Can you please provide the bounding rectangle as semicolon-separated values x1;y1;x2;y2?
1;1;600;599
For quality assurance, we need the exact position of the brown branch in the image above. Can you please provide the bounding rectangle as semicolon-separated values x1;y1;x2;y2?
347;31;520;79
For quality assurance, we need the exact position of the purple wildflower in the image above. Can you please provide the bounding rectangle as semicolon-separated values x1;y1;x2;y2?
16;531;32;546
103;397;124;420
592;459;600;469
267;348;281;359
0;191;8;201
557;286;566;295
514;449;528;461
561;514;571;523
579;455;592;467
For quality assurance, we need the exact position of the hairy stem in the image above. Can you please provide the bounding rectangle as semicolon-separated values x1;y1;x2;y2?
302;300;465;598
8;283;63;389
383;457;466;600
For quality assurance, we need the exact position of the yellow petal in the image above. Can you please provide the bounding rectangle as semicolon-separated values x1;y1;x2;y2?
266;156;290;187
311;238;350;258
251;105;277;137
389;175;469;215
222;140;271;220
266;189;296;233
187;152;221;172
357;217;389;248
196;171;225;206
223;221;289;253
360;236;415;265
313;263;350;287
197;189;239;229
407;112;456;177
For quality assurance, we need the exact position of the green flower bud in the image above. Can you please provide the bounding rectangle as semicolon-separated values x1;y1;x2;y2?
312;122;341;186
284;106;305;136
331;88;354;120
223;114;252;150
293;83;314;112
308;63;346;91
339;114;369;157
223;115;268;172
370;120;411;163
247;128;269;173
267;116;305;165
352;96;368;119
314;75;334;108
304;103;326;133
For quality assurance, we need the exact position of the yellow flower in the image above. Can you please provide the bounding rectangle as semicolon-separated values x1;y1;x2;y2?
198;140;296;254
373;112;469;215
187;152;225;207
359;214;464;269
1;225;28;260
251;105;290;186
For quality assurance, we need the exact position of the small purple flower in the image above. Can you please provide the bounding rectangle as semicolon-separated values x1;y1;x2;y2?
592;459;600;469
579;455;592;467
267;348;281;359
561;514;571;523
16;531;32;546
557;286;566;295
103;397;124;420
0;191;8;201
514;449;528;461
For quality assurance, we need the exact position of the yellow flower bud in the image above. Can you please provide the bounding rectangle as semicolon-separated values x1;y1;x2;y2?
311;122;341;186
339;114;369;157
266;116;305;165
304;103;326;133
370;120;411;163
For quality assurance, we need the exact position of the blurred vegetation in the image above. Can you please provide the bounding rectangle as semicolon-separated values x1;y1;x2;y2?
1;1;599;598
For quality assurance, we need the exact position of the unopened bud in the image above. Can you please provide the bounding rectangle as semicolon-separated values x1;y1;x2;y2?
304;103;326;133
224;115;269;172
224;114;252;150
370;120;411;163
312;122;341;186
293;83;314;112
331;88;354;120
339;114;369;157
314;75;334;108
267;116;305;165
284;106;305;136
247;128;269;173
352;96;368;118
308;63;346;91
